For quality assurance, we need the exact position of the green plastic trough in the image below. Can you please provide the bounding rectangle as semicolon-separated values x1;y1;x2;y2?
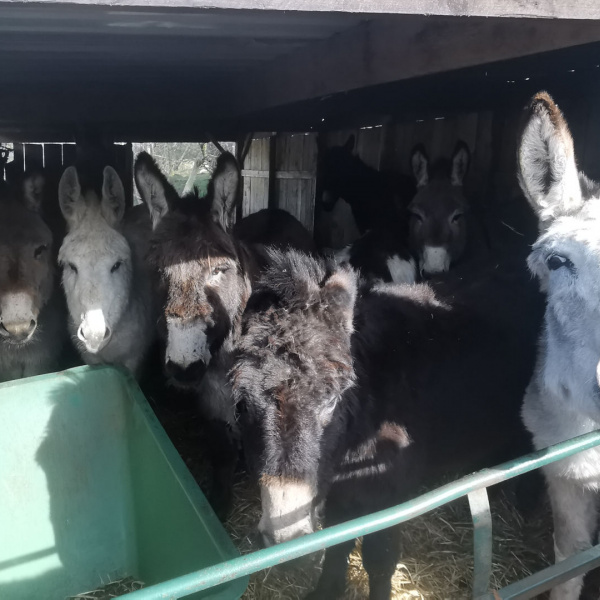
0;365;247;600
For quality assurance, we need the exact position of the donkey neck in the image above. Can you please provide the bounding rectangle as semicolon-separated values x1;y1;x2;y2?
338;161;384;207
539;307;600;418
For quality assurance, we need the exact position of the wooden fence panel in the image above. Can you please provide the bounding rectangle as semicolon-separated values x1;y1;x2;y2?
241;137;270;218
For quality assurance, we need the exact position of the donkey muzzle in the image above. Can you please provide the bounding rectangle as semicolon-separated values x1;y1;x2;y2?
0;292;38;343
0;319;37;342
165;359;207;385
78;309;111;353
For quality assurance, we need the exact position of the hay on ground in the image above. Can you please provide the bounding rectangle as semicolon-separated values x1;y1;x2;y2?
155;403;554;599
67;576;145;599
225;476;553;600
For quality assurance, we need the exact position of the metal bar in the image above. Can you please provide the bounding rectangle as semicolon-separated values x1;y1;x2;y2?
469;487;493;598
121;429;600;600
482;543;600;600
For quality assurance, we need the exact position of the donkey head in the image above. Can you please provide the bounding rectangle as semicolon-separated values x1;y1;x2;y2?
58;166;130;354
317;135;357;211
134;151;243;386
519;92;600;342
0;173;53;343
409;142;470;276
232;250;357;546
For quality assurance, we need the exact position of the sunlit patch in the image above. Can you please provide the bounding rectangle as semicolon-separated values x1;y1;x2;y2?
258;475;316;546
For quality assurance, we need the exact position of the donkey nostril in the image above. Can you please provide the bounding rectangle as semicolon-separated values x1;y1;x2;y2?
77;325;87;341
103;327;111;340
27;320;36;334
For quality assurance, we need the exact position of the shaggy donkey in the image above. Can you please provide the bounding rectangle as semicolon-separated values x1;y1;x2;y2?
519;92;600;600
58;165;156;377
0;172;66;381
232;249;542;600
134;151;315;513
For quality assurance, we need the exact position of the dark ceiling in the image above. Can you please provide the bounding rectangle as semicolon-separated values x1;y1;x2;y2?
1;3;599;142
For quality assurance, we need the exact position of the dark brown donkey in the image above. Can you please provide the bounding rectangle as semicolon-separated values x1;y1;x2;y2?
0;171;67;382
233;249;543;599
134;151;315;515
409;141;485;276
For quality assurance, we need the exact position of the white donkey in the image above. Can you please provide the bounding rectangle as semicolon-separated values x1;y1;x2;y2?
519;92;600;600
58;165;156;377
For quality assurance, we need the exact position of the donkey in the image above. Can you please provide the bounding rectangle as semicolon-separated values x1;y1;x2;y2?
57;165;156;377
232;248;543;599
408;141;487;276
518;92;600;600
0;172;67;382
134;150;315;514
332;227;417;285
317;135;416;237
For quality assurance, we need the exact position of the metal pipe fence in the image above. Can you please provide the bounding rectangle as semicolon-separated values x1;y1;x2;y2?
123;430;600;600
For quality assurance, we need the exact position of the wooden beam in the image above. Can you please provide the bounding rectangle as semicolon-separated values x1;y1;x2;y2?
224;17;600;117
7;0;600;20
241;169;315;179
268;135;277;210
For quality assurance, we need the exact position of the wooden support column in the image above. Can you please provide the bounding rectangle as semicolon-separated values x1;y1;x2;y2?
268;135;277;210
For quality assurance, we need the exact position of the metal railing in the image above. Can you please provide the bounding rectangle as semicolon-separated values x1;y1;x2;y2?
123;430;600;600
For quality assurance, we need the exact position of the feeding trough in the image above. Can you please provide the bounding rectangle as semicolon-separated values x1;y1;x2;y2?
0;365;247;600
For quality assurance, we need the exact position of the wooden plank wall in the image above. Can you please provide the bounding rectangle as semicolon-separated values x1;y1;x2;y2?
239;94;600;246
241;133;318;232
241;137;270;218
275;133;317;231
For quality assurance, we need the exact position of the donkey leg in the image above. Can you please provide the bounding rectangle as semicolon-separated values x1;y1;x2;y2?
304;539;355;600
203;419;238;521
547;476;598;600
362;525;401;600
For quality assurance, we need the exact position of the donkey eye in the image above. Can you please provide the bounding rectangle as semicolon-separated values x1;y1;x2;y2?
546;254;573;271
410;212;424;223
34;245;47;259
68;262;78;274
451;212;464;224
212;265;230;276
111;261;122;273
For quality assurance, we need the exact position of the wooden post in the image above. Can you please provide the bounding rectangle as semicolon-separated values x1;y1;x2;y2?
268;135;277;210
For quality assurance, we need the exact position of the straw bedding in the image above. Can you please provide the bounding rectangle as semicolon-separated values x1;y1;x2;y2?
155;400;556;600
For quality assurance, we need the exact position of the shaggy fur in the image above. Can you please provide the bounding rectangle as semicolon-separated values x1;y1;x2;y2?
58;165;156;377
0;173;66;382
233;249;543;600
519;92;600;600
134;151;316;517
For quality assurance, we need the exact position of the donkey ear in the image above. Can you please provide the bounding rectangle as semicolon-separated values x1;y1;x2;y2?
22;171;45;213
321;267;357;334
411;145;429;187
58;166;85;227
209;152;240;230
517;91;582;230
134;151;177;229
101;166;126;225
343;135;356;153
451;141;470;186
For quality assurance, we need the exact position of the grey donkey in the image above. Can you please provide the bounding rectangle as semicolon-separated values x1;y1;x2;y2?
519;91;600;600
